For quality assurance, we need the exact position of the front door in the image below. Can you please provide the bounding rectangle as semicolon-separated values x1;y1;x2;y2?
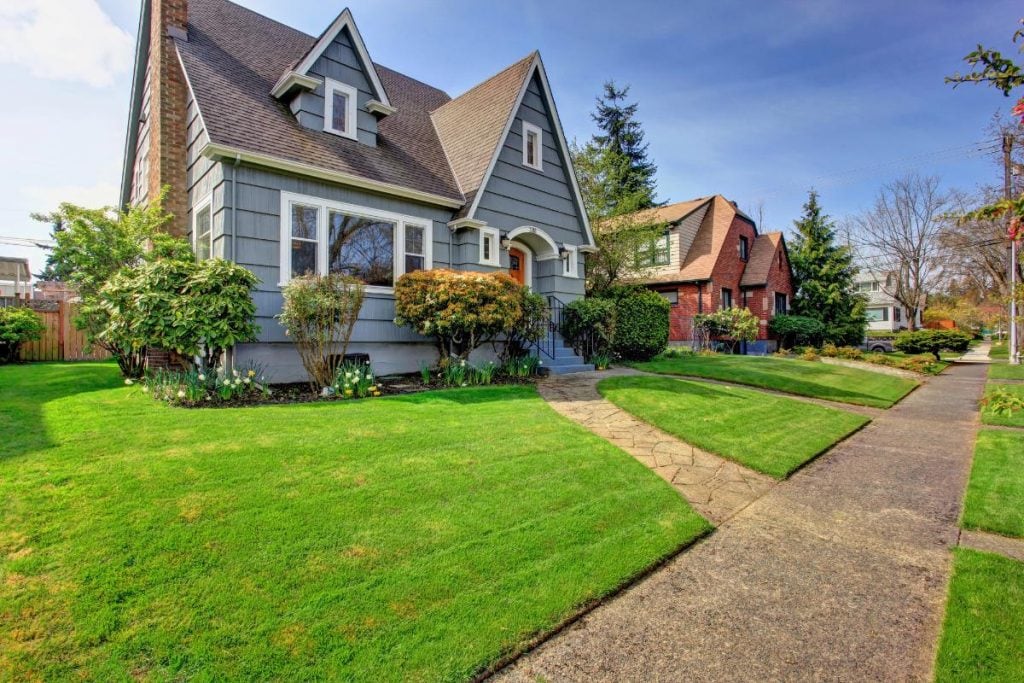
508;247;526;286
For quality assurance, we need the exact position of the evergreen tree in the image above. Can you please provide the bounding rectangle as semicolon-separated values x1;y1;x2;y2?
589;81;659;212
789;191;867;345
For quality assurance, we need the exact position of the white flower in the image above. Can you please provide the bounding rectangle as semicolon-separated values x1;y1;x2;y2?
243;378;251;385
365;360;370;365
234;379;242;386
198;374;206;381
223;379;231;385
205;395;211;401
539;361;543;365
232;369;239;377
142;386;149;394
461;382;468;387
124;378;134;386
177;390;185;398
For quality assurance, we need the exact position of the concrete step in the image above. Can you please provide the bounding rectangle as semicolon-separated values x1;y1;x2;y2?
547;363;596;375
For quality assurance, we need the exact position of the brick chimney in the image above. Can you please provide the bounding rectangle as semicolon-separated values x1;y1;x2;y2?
146;0;189;236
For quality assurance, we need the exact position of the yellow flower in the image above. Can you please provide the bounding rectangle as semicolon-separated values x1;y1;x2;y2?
247;370;256;377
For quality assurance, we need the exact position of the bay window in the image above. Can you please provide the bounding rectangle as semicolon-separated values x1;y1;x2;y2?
279;192;431;290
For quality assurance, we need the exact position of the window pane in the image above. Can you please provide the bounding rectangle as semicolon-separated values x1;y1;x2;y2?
405;254;425;273
195;207;212;260
483;235;491;261
291;239;317;277
527;131;537;165
292;204;318;240
405;225;424;256
332;91;348;132
328;211;394;286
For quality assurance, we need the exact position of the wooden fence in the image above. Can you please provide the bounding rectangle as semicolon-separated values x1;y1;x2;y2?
17;301;111;362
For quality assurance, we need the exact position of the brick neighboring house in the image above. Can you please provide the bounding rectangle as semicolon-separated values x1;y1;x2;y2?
626;195;794;354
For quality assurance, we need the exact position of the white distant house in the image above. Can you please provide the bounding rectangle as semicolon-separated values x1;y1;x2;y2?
0;256;32;301
854;271;921;332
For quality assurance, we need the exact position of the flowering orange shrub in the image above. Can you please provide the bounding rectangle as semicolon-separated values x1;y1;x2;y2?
394;269;542;361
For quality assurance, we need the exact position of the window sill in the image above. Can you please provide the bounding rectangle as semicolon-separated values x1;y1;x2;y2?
277;282;395;296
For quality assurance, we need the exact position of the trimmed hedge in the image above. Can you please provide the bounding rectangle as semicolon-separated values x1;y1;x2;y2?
769;314;825;349
605;286;670;361
893;329;972;361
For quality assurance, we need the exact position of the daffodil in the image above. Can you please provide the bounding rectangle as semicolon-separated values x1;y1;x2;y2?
125;378;134;386
197;374;206;381
177;390;186;398
142;386;149;394
247;370;256;378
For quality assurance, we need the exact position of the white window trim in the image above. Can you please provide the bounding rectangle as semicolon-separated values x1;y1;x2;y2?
323;78;359;140
278;191;432;294
479;226;500;267
522;120;543;171
193;194;213;260
562;244;578;278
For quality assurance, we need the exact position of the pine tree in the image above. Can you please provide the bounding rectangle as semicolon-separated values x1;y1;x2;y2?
590;81;659;212
789;191;867;345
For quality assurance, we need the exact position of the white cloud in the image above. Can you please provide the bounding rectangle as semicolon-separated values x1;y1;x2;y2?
0;0;133;88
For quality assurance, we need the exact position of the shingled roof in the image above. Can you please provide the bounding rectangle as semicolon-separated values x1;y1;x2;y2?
175;0;472;205
739;232;784;287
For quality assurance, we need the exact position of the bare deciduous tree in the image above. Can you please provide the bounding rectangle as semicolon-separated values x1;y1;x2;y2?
851;173;952;331
940;189;1013;299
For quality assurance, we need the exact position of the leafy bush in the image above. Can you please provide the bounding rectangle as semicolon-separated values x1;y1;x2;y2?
800;347;819;361
769;314;825;349
982;387;1024;418
278;274;365;390
100;258;260;377
893;329;972;361
693;307;759;353
561;297;617;361
603;286;669;361
590;352;613;370
501;289;548;363
394;270;541;363
0;307;45;363
836;346;864;360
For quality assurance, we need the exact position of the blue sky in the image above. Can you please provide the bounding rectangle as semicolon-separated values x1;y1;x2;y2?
1;0;1021;274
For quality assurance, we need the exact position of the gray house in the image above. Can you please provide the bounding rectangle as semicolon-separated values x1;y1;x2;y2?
121;0;596;379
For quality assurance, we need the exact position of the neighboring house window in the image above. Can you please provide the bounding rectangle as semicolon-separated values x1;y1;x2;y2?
479;227;499;267
636;231;670;267
522;121;543;171
194;198;213;261
858;281;881;293
774;292;787;315
739;235;749;261
865;307;889;322
659;290;679;306
324;78;358;140
721;287;733;309
894;307;901;323
562;245;579;278
279;192;431;290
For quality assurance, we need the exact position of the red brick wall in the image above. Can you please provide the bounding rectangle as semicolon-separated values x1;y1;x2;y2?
707;215;758;315
147;0;189;237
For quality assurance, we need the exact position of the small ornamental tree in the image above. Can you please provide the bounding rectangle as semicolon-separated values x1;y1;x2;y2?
693;307;759;353
893;329;973;361
277;274;366;390
769;314;826;349
0;307;46;363
501;289;548;362
561;297;617;360
604;286;669;360
394;269;532;363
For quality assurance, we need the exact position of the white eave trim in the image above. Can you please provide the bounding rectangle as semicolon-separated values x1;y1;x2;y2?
447;217;487;231
464;53;596;250
201;142;464;209
366;100;397;117
290;8;391;107
579;245;599;254
271;71;321;99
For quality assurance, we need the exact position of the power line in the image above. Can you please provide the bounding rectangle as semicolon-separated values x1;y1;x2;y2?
0;235;54;248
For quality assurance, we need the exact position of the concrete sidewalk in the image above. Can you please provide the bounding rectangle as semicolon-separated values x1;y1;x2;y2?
496;362;988;682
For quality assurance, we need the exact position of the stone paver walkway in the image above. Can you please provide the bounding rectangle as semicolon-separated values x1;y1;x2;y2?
959;341;992;364
959;529;1024;562
497;361;988;682
538;368;774;524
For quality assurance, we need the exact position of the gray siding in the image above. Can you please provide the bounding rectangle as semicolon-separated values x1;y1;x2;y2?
130;62;152;205
289;27;379;146
224;164;455;344
185;90;226;258
472;74;588;301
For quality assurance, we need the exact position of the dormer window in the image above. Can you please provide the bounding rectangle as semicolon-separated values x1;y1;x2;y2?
522;121;543;171
324;78;358;140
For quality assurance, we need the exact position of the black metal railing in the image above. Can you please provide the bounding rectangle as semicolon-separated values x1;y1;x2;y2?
530;295;564;360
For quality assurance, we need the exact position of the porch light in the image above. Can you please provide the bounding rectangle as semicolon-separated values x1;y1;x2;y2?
499;233;511;250
558;246;569;259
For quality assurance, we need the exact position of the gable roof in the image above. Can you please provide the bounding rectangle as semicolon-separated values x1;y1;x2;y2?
739;232;785;287
431;53;536;198
173;0;462;206
277;8;390;107
626;197;711;227
678;195;748;281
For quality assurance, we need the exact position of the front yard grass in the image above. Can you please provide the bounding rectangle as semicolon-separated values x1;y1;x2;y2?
0;363;710;680
980;383;1024;428
989;361;1024;381
630;354;919;408
961;429;1024;538
597;375;869;478
934;548;1024;682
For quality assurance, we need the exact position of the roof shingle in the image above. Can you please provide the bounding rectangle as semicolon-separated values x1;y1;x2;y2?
739;232;784;287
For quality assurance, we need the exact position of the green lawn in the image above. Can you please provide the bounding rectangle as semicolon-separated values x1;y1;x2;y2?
989;362;1024;381
630;354;919;408
980;383;1024;428
962;429;1024;538
597;376;869;478
0;363;709;680
990;340;1009;359
935;548;1024;682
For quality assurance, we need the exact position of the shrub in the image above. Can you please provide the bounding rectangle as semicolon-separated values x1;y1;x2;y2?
836;346;864;360
394;269;539;363
100;258;260;376
590;351;612;370
820;343;839;357
693;307;759;353
501;354;542;378
769;314;825;349
893;329;972;361
501;289;548;363
278;274;365;390
603;286;669;361
982;387;1024;418
800;347;819;361
561;298;617;361
0;307;45;363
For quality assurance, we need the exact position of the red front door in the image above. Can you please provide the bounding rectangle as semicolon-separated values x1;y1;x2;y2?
508;247;526;286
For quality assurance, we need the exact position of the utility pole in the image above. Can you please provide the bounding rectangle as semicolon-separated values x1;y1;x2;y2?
1005;132;1020;365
